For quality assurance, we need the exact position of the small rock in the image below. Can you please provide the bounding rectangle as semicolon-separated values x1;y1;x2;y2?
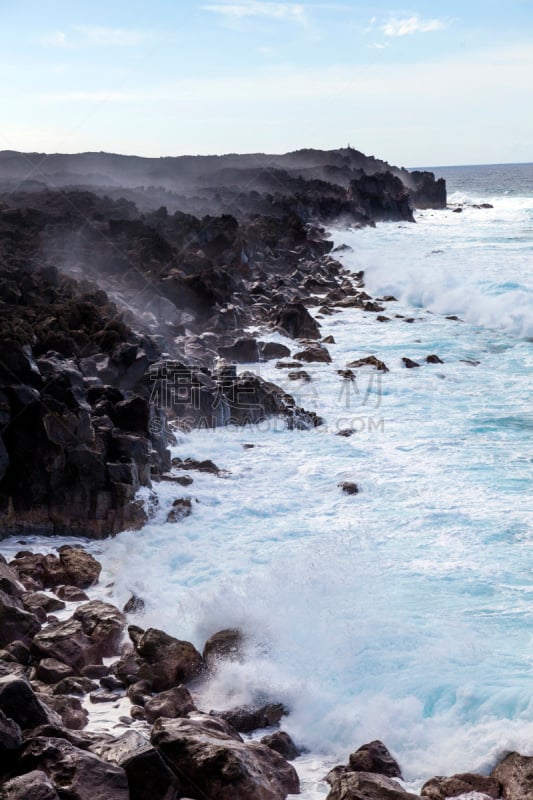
261;730;301;760
402;357;420;368
123;596;145;615
166;498;193;523
426;354;444;364
55;585;89;602
339;482;359;495
144;685;197;723
294;346;331;364
349;740;402;778
347;356;389;372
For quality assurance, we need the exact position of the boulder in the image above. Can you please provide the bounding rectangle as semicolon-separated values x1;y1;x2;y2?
349;740;402;778
31;617;97;672
347;356;389;372
491;751;533;800
17;736;130;800
326;771;419;800
151;715;300;800
134;627;203;691
0;770;60;800
57;547;101;589
22;592;66;616
218;338;261;363
36;693;88;730
55;585;89;602
203;628;244;669
260;731;301;760
144;685;197;723
293;345;331;363
90;729;179;800
259;342;291;361
274;302;321;340
0;675;52;730
0;589;41;648
421;772;500;800
73;601;126;658
33;658;74;684
0;708;22;761
215;703;286;733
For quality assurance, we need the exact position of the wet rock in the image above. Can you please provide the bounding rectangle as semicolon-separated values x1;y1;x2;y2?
349;740;402;778
144;685;197;723
339;482;359;495
172;457;220;475
326;771;418;800
167;498;193;523
0;589;41;647
491;751;533;800
215;702;286;733
90;689;121;704
123;595;145;615
274;302;321;340
322;335;336;344
338;369;355;380
347;356;389;372
425;355;443;364
31;617;96;672
276;361;303;369
17;736;130;800
82;664;111;679
22;592;66;616
260;731;301;760
73;601;126;658
55;585;89;602
52;676;98;696
402;358;420;369
336;429;356;437
0;674;52;730
134;627;204;691
421;772;500;800
218;338;261;363
260;342;291;360
90;729;179;800
203;628;244;669
0;707;22;760
0;561;24;598
152;715;299;800
33;658;74;685
0;770;60;800
57;547;101;589
37;693;88;730
3;640;30;665
288;370;312;382
293;345;331;363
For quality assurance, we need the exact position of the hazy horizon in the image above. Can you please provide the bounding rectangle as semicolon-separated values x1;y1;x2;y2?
1;1;531;167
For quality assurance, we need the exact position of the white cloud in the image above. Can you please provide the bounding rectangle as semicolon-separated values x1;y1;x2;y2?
40;25;147;48
202;2;307;23
369;42;389;49
382;15;447;37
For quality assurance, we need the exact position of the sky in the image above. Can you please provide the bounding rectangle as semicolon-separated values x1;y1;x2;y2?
0;0;532;167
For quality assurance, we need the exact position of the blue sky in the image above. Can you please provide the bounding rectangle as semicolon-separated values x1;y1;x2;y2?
1;0;532;166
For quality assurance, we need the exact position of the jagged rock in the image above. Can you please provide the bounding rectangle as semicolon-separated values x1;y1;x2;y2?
55;585;89;602
17;736;130;800
36;693;88;730
347;356;389;372
491;751;533;800
167;498;193;523
31;617;96;672
0;674;52;729
52;676;98;696
326;771;419;800
151;715;299;800
90;729;179;800
33;658;74;684
0;589;41;647
22;592;66;616
421;772;500;800
0;561;24;598
0;770;60;800
339;482;359;495
260;731;301;760
144;685;197;723
288;370;312;382
259;342;291;360
274;302;321;340
215;703;286;733
294;346;331;363
349;740;402;778
402;358;420;369
73;601;126;658
203;628;244;668
123;596;145;615
172;457;220;475
218;338;261;363
133;627;203;691
0;708;22;760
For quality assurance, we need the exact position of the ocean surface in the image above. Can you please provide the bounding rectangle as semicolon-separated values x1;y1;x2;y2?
4;163;532;797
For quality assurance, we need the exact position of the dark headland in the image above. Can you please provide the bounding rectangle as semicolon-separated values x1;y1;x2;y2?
1;147;523;800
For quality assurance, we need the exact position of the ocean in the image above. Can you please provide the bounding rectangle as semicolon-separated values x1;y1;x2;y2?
3;163;532;797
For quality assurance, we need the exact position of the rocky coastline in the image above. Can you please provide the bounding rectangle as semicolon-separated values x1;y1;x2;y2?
2;147;524;798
